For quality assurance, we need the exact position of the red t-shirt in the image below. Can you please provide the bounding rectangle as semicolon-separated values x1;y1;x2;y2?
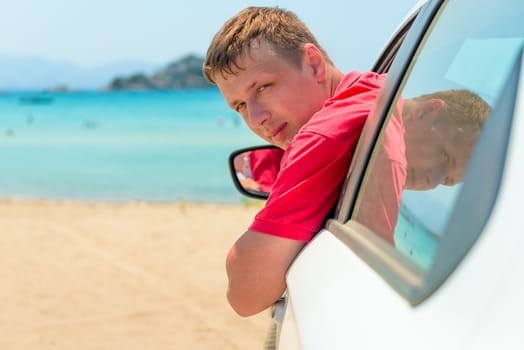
249;71;386;241
354;98;406;245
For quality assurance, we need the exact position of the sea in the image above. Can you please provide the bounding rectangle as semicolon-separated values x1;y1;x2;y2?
0;89;262;204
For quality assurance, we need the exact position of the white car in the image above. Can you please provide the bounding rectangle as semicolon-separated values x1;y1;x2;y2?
229;0;524;348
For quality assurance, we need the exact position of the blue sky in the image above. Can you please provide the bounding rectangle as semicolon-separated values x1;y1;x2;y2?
1;0;419;71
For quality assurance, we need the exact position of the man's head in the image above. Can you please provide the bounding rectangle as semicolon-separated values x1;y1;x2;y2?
403;89;491;190
203;7;339;149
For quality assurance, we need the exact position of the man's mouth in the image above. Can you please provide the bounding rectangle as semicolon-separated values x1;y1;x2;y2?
269;123;286;142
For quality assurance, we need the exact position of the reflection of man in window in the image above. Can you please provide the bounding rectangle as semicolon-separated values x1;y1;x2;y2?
356;89;491;244
234;148;284;193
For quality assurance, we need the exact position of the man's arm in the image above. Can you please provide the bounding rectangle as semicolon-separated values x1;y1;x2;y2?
225;229;306;316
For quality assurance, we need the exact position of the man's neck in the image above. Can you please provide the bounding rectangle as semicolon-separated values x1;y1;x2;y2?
326;67;344;97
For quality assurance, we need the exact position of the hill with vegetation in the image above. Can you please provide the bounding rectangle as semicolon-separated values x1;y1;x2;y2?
105;54;212;91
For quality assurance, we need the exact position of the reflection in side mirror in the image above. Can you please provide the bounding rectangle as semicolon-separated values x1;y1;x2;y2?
228;145;284;200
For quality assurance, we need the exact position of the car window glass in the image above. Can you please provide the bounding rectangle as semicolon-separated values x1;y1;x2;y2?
352;0;524;270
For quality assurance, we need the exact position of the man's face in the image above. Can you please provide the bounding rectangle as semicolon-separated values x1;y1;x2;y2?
404;106;480;190
214;41;328;149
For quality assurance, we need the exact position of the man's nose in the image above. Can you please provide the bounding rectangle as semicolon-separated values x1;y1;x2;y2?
247;101;269;127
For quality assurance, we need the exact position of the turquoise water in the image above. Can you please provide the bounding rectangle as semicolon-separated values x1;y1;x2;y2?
0;89;261;203
394;202;439;270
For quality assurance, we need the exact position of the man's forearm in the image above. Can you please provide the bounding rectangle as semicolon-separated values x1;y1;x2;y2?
225;230;305;316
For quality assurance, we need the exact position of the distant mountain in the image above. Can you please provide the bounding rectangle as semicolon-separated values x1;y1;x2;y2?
105;54;212;91
0;54;162;91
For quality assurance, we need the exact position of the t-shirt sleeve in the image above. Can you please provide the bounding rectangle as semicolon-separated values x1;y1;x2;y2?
249;133;350;242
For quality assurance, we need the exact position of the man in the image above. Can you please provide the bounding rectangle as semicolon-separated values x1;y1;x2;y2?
203;7;385;316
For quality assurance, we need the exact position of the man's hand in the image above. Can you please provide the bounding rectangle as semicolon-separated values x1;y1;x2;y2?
225;230;306;316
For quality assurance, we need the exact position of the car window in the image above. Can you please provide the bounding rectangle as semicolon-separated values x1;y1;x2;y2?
352;0;523;274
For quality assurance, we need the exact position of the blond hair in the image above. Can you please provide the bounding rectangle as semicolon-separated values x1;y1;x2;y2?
203;6;332;84
414;89;491;129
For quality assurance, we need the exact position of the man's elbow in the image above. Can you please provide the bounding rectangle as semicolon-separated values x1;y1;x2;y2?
224;230;298;317
226;288;268;317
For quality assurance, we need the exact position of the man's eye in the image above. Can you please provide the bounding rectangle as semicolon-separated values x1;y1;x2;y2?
258;84;270;93
235;102;246;112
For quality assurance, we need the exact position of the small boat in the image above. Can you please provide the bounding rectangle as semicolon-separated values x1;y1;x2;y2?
19;95;54;105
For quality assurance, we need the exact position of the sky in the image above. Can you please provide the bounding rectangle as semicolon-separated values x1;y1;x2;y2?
0;0;420;71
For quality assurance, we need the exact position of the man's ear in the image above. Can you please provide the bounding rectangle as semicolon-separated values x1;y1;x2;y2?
303;43;326;82
426;98;445;112
412;98;445;120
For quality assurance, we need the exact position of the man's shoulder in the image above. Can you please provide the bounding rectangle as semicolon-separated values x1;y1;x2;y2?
297;71;384;142
337;70;387;94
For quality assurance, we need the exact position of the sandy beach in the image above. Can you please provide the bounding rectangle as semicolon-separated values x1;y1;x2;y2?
0;198;269;349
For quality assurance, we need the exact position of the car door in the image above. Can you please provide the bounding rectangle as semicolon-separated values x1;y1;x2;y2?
278;0;524;349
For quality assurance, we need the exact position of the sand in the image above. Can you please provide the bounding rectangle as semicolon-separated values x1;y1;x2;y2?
0;198;269;349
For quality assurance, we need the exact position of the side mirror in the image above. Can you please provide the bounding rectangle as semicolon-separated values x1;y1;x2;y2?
228;145;284;200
